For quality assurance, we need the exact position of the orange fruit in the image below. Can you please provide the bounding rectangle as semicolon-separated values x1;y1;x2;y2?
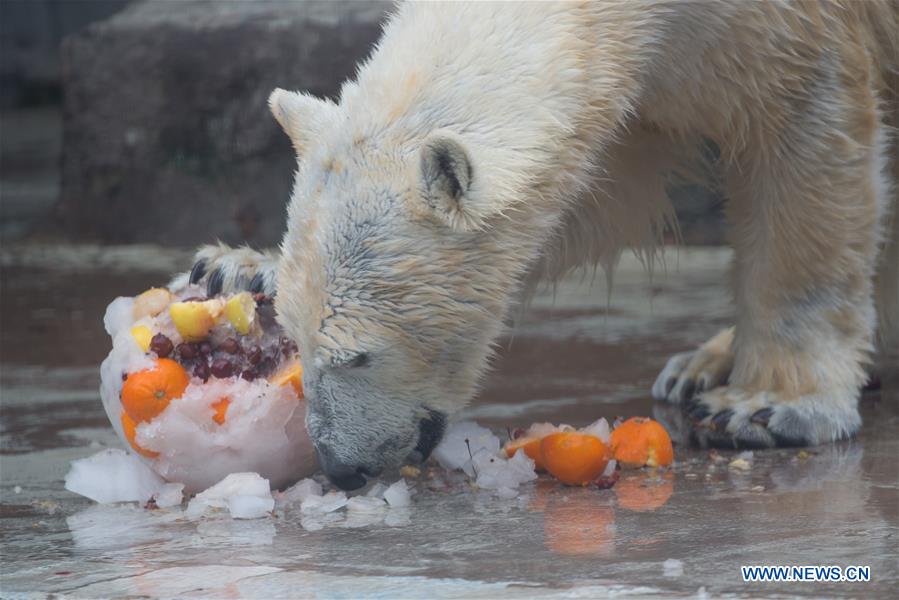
615;472;674;512
121;412;159;458
271;359;303;397
121;358;190;423
504;436;546;471
211;397;230;425
609;417;674;468
541;432;611;486
543;493;616;557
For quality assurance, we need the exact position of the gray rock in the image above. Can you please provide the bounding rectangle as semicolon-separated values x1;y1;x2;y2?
57;0;390;247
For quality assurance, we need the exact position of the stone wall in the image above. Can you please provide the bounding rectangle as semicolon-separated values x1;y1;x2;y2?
57;0;390;247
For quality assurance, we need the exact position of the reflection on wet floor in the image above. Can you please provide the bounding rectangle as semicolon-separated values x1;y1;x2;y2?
1;246;897;597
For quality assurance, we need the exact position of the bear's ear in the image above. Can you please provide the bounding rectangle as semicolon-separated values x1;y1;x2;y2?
420;130;483;230
268;88;332;155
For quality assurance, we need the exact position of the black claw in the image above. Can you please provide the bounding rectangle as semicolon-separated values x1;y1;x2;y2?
189;260;207;284
711;409;734;431
248;272;266;294
207;268;224;297
681;380;696;401
688;403;711;422
750;407;774;427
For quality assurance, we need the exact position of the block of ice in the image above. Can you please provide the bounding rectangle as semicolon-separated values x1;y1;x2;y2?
228;495;275;519
433;421;500;472
346;496;386;513
300;490;348;514
383;479;411;508
186;472;273;519
474;448;537;491
582;417;611;443
275;478;322;507
65;449;166;504
154;483;184;508
98;294;317;495
365;482;388;499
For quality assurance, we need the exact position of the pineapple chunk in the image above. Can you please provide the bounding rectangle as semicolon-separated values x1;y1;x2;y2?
133;288;172;320
130;325;153;352
169;299;223;341
225;292;256;335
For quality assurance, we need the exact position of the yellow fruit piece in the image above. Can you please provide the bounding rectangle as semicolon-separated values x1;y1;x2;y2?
169;300;220;341
133;287;172;320
131;325;153;352
271;359;303;398
225;292;256;335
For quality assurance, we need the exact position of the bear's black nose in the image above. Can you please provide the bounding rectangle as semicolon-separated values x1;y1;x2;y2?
315;443;367;490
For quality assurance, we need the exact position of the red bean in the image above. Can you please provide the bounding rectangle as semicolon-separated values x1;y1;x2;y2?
149;333;174;358
210;359;234;378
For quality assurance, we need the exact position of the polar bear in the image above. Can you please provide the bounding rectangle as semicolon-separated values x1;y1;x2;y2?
181;1;897;489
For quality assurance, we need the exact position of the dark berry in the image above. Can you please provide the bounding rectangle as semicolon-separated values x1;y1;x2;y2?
247;345;262;365
199;341;213;356
210;358;234;378
121;373;128;381
220;337;240;354
241;368;257;381
178;343;197;361
193;362;210;382
256;356;277;378
149;333;174;358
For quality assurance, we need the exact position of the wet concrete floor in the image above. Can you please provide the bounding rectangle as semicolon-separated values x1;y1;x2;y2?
1;244;897;598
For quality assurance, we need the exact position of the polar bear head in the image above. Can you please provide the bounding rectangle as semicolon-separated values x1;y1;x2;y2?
268;88;557;489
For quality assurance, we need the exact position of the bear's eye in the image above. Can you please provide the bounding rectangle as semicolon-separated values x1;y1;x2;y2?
346;352;370;368
330;352;369;369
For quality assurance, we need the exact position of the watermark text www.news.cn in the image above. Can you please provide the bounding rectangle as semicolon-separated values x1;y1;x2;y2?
741;565;870;583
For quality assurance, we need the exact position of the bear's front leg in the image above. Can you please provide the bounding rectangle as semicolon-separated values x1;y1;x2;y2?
680;102;888;449
170;243;279;297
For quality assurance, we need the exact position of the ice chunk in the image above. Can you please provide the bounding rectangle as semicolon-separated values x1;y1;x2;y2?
525;422;560;438
582;417;611;443
602;460;617;478
154;483;184;508
663;558;684;577
383;479;411;508
474;448;537;491
186;472;272;519
65;449;166;504
365;482;388;499
228;495;275;519
433;421;500;472
346;496;386;513
275;478;322;507
300;491;348;514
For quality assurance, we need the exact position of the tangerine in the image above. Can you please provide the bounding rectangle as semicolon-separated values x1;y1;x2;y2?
541;431;611;486
609;417;674;468
121;358;189;423
120;412;159;458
